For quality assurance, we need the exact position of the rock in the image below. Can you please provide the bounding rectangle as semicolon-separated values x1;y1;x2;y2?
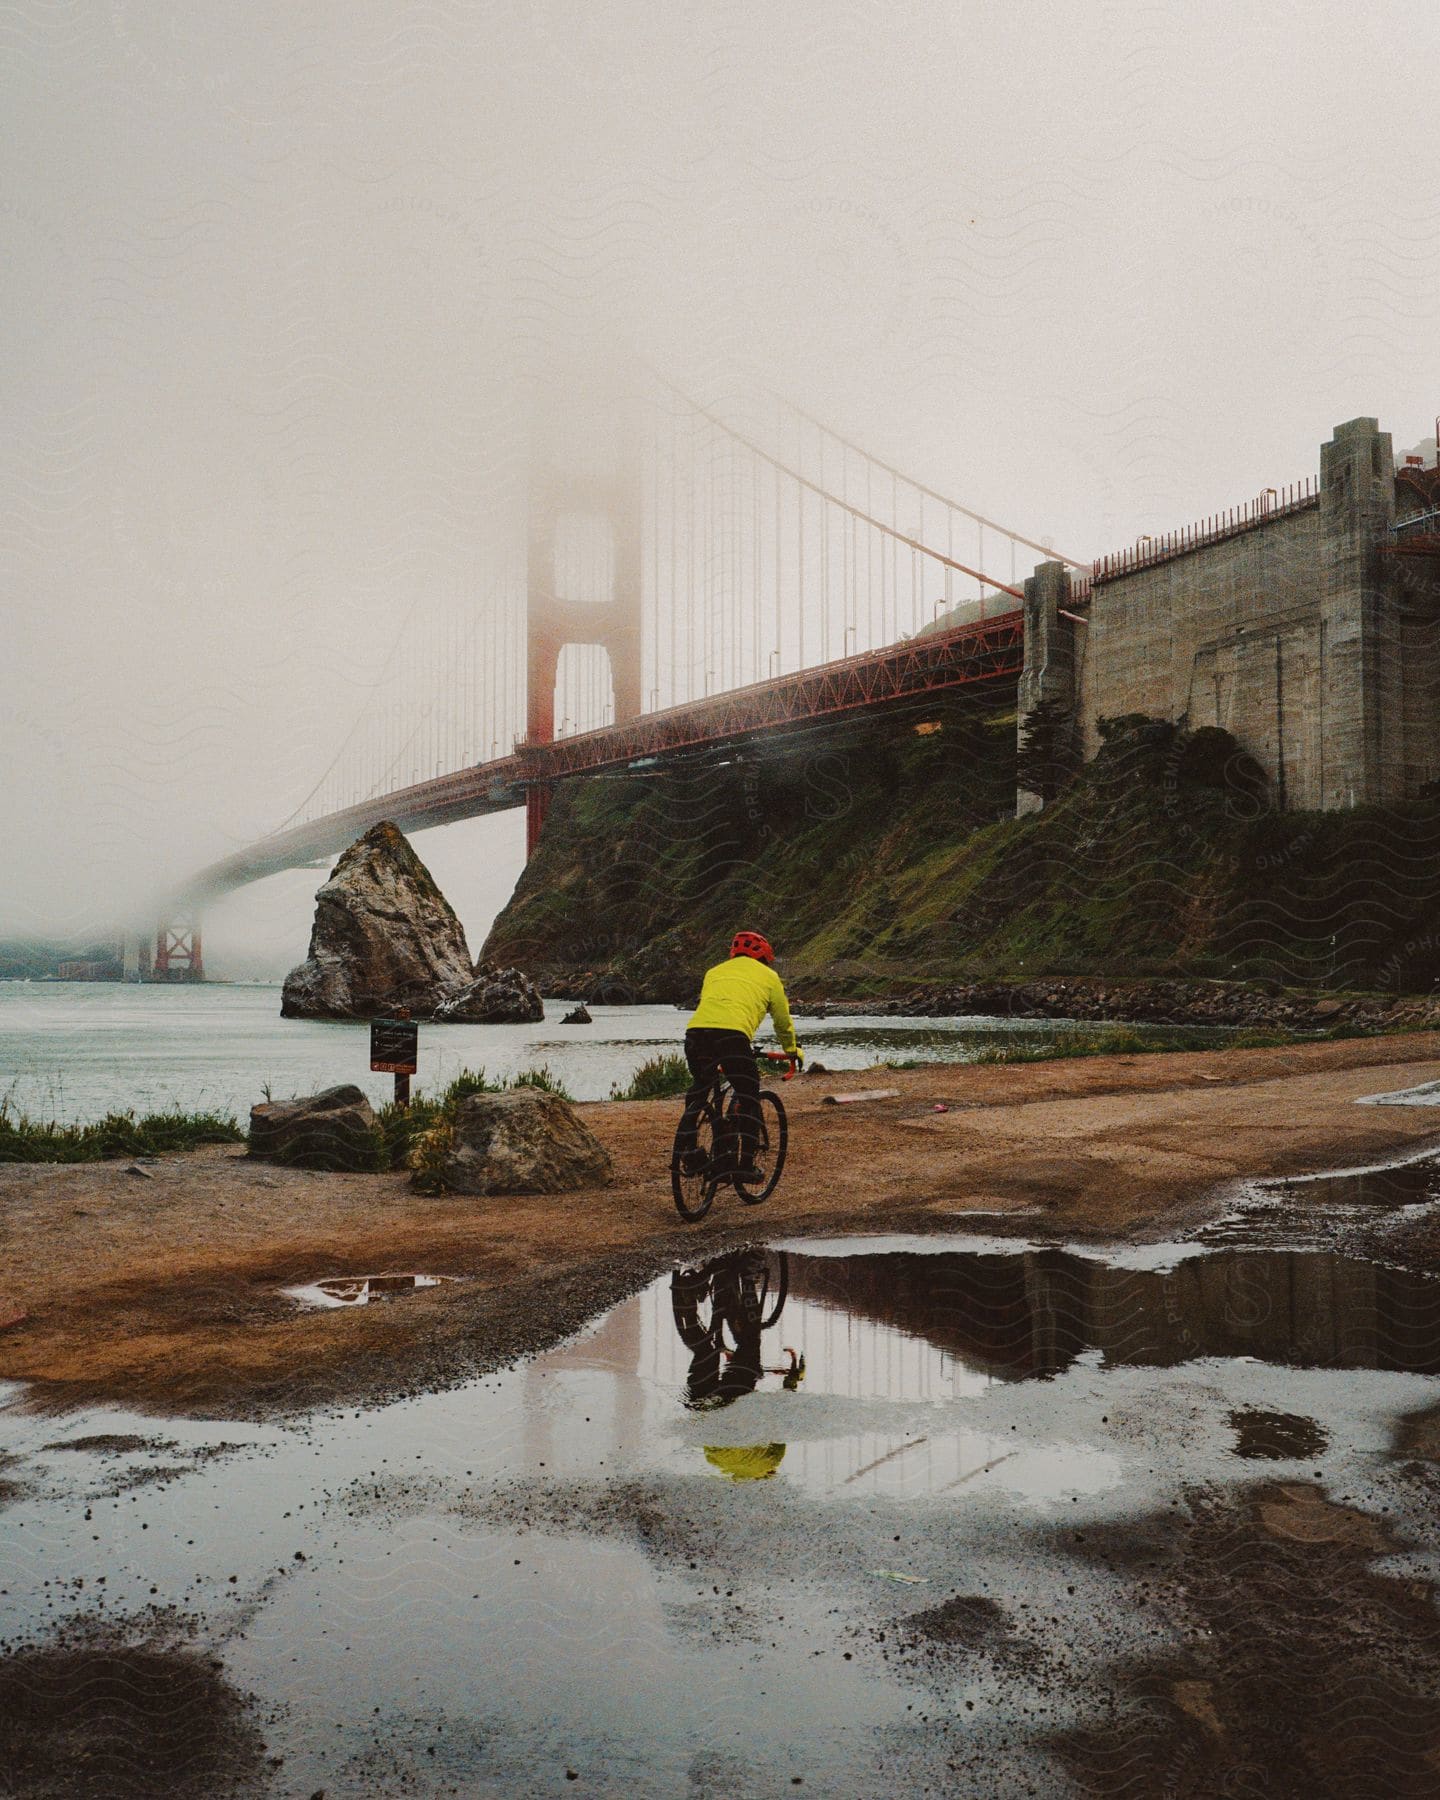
248;1085;378;1172
1312;998;1346;1019
436;1087;613;1195
561;1004;592;1025
433;963;544;1024
281;821;476;1020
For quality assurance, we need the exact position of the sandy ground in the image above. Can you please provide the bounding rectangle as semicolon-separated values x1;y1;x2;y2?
3;1032;1440;1417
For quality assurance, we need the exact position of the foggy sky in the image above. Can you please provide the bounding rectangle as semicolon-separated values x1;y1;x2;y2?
3;2;1438;972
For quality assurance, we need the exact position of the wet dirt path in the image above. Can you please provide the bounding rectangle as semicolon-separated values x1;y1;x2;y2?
3;1032;1440;1417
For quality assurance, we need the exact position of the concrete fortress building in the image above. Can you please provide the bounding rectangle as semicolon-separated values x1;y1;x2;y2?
1018;417;1440;814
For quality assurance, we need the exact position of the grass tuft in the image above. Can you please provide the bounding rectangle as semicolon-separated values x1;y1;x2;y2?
507;1065;574;1099
609;1053;692;1102
0;1101;243;1165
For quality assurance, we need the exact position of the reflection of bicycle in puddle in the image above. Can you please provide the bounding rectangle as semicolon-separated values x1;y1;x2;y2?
670;1250;803;1481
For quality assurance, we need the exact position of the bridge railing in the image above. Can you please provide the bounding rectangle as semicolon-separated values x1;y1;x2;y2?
1091;477;1317;585
515;609;1024;781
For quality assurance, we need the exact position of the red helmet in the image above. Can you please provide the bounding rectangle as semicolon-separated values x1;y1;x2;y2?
730;930;775;965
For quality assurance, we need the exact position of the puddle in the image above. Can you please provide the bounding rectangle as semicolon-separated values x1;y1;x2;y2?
2;1234;1438;1796
282;1272;453;1308
1198;1151;1440;1256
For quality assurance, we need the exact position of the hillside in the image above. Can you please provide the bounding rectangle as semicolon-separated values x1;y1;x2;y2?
482;694;1440;1004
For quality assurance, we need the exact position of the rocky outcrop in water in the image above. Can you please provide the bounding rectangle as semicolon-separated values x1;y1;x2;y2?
248;1084;378;1171
281;822;477;1020
435;1086;614;1195
433;963;544;1024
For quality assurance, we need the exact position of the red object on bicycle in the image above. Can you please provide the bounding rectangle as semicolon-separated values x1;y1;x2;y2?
730;930;774;965
761;1050;799;1082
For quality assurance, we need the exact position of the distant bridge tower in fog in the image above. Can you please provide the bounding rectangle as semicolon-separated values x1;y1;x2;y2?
524;399;644;853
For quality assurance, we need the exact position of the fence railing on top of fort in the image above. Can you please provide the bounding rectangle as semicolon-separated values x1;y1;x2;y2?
1088;477;1319;586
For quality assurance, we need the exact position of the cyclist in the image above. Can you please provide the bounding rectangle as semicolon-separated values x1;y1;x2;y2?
682;930;802;1184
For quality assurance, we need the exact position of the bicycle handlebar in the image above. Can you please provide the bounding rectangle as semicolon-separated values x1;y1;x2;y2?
758;1049;800;1083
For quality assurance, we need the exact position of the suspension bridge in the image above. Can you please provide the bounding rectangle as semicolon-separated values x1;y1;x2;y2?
151;380;1397;984
151;375;1089;978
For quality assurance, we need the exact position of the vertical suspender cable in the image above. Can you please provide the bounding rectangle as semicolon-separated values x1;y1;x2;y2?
796;412;805;670
820;434;830;660
671;419;680;707
773;445;782;675
866;464;874;652
751;446;760;685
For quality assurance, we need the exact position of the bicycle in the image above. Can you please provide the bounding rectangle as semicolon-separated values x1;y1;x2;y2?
671;1250;798;1411
671;1249;790;1349
670;1047;797;1222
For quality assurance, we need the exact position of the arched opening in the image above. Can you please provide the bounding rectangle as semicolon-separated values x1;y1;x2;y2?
553;643;616;737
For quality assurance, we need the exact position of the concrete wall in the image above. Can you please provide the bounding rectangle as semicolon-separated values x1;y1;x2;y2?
1077;505;1324;806
1018;416;1440;815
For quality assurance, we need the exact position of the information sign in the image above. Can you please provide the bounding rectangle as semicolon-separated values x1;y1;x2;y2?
370;1018;419;1076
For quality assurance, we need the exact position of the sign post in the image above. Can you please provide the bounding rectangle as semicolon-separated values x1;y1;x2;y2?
370;1011;419;1108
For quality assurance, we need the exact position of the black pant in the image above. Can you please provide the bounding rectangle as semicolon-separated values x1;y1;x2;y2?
682;1027;760;1162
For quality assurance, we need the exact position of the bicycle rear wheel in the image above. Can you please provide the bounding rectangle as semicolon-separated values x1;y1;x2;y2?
723;1249;789;1337
734;1091;787;1205
756;1249;789;1326
671;1095;719;1222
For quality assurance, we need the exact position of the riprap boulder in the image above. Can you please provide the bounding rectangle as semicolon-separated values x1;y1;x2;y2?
248;1084;378;1171
436;1087;613;1195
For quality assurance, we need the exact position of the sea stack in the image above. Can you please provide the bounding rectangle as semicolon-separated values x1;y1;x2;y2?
281;821;476;1019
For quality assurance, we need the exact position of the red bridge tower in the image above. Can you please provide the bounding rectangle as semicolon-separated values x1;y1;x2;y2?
525;408;643;854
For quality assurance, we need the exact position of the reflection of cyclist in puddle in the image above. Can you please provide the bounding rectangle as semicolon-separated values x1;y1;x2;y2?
671;1250;804;1480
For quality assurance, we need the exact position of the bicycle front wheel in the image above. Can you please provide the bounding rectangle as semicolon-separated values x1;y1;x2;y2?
735;1091;787;1205
671;1096;718;1222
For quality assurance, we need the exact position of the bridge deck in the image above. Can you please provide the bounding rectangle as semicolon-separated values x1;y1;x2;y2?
187;610;1022;899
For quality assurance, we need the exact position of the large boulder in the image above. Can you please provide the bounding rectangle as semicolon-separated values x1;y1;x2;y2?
433;963;544;1024
435;1087;613;1195
281;821;476;1019
248;1085;378;1171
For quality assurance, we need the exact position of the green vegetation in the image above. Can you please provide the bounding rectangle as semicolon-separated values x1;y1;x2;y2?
372;1065;573;1190
484;697;1440;1001
0;1102;243;1164
609;1053;693;1101
507;1065;574;1099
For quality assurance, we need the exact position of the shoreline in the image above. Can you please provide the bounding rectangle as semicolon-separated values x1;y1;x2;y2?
2;1030;1439;1420
542;968;1440;1036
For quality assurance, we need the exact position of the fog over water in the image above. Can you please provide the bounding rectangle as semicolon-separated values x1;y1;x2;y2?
3;4;1438;974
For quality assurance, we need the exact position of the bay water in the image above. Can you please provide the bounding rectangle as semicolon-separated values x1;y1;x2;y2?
0;981;1207;1124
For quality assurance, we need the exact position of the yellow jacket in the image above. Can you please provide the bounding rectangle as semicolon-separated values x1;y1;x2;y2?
687;957;799;1053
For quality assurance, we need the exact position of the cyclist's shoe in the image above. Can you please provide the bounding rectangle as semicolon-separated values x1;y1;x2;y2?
733;1162;765;1185
678;1150;709;1176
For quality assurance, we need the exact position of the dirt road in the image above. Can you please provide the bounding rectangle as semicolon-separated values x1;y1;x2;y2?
3;1033;1439;1416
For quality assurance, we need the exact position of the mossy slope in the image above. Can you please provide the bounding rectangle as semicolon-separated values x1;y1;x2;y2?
484;698;1440;1001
